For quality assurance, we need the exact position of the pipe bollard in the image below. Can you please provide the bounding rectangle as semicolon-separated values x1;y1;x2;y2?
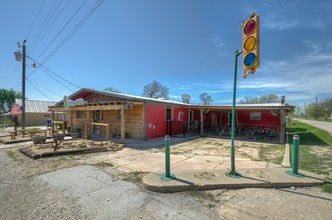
161;135;176;180
287;134;303;177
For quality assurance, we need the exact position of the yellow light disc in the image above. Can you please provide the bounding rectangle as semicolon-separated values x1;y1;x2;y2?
244;36;256;51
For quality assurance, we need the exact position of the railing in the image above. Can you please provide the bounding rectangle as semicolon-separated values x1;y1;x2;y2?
166;120;200;138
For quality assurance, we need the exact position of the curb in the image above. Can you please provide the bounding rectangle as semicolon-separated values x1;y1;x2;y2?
19;147;108;159
142;168;326;193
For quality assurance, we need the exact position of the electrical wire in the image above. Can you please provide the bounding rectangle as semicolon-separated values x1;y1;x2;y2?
30;0;60;52
26;78;55;101
26;0;45;41
41;0;104;64
32;0;70;56
36;0;88;60
28;80;64;98
27;56;81;89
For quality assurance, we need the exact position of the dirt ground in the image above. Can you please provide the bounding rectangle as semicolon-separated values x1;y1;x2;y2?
1;134;332;219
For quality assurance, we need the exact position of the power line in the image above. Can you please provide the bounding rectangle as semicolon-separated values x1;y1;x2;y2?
36;0;88;60
26;0;45;40
29;80;64;98
29;0;60;52
32;0;71;56
27;56;81;89
41;0;104;64
26;78;55;101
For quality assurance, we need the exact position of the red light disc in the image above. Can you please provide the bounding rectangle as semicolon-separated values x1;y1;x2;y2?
244;20;256;35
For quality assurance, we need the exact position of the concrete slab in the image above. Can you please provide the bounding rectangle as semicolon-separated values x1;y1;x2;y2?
142;168;326;192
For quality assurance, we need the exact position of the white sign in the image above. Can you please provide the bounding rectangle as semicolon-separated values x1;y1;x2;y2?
63;96;87;110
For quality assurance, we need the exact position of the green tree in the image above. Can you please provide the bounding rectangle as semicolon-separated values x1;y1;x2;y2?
199;92;213;105
306;98;332;119
0;89;22;114
142;80;169;99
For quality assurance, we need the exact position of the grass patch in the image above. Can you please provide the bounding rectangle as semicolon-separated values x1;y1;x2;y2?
323;183;332;193
286;121;332;189
94;161;114;168
258;144;284;164
287;121;332;145
189;190;198;197
6;150;24;163
119;171;147;183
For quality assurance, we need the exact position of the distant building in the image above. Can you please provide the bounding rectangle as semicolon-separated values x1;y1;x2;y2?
13;99;57;126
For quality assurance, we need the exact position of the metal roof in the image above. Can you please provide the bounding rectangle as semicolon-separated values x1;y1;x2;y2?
56;88;191;106
15;99;56;113
52;88;294;111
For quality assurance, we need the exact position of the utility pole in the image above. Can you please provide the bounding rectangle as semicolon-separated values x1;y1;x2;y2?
14;40;26;129
22;40;26;129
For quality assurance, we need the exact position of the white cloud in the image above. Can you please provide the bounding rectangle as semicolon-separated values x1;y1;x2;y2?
262;18;299;30
253;43;332;105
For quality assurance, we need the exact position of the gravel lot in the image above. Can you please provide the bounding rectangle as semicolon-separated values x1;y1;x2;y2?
0;133;332;219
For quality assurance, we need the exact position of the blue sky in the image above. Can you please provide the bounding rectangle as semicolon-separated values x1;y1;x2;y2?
1;0;331;107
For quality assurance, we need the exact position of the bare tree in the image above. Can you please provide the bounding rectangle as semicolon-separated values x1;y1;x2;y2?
142;80;169;99
239;94;281;104
103;86;121;93
239;96;258;104
199;92;213;105
258;94;280;103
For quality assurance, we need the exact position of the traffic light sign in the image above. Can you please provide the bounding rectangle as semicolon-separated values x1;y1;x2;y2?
242;13;260;78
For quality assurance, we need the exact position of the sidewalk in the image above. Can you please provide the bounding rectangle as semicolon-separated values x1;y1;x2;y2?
142;168;326;192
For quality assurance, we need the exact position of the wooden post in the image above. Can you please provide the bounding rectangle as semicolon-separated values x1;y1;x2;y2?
200;108;204;136
69;110;73;133
120;108;125;143
85;111;90;139
280;109;286;144
51;111;55;134
106;124;110;141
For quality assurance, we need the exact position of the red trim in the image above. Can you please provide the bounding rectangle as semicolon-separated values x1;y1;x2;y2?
71;91;92;100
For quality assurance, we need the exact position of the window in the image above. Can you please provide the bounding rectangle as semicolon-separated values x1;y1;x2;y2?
95;110;102;121
166;107;172;121
76;111;83;118
250;111;261;120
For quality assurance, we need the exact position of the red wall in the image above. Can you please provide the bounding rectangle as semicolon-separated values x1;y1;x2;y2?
146;106;281;139
146;104;166;139
171;107;188;135
220;110;280;129
237;110;280;129
145;104;189;139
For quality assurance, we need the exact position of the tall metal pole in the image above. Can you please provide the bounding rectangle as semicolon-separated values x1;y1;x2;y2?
226;49;242;178
22;40;26;130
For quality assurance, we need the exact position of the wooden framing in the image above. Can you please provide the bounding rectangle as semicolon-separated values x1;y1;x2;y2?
85;122;111;141
51;120;66;134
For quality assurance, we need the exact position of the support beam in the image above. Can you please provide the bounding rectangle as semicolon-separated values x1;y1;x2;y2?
200;108;204;136
120;108;125;143
280;109;286;144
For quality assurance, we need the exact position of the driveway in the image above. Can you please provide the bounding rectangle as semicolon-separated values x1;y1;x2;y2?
294;118;332;135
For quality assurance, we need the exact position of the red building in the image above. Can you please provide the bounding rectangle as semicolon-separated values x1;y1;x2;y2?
49;88;294;144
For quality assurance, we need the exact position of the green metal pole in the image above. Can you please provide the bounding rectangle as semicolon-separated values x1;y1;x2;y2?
165;135;170;177
287;134;303;177
292;134;299;174
226;50;242;178
161;135;176;180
